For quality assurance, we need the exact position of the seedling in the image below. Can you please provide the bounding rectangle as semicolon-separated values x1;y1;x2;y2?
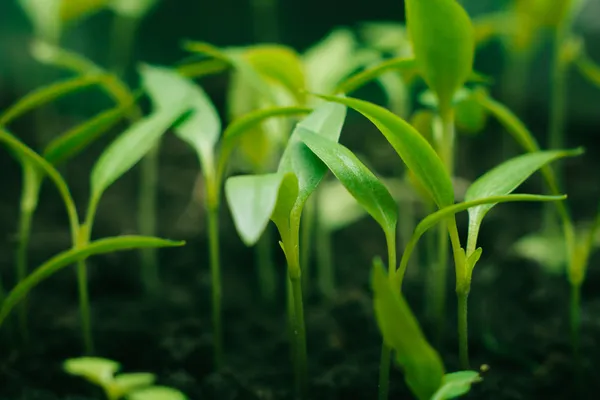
63;356;187;400
225;101;347;398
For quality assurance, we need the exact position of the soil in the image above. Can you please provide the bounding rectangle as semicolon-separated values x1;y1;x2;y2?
1;97;600;400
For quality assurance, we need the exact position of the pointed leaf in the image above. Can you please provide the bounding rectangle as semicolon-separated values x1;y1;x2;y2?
0;236;184;326
43;104;131;165
431;371;481;400
0;75;103;126
225;173;298;246
405;0;475;108
64;357;120;386
139;64;221;171
298;130;397;238
316;94;454;208
91;107;187;199
128;386;188;400
466;149;582;232
372;259;444;400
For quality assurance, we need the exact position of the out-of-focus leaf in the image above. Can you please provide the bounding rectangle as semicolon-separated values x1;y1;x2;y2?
60;0;108;24
113;373;156;397
225;172;298;246
128;386;188;400
512;232;567;274
575;53;600;89
318;180;367;232
359;22;413;56
336;57;417;95
108;0;159;18
317;94;454;209
455;88;489;135
298;130;398;239
63;357;120;386
91;107;187;199
372;259;444;400
43;104;131;165
431;371;481;400
405;0;475;109
0;236;185;326
19;0;62;42
0;75;103;126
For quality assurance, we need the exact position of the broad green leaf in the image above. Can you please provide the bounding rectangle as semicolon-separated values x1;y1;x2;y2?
108;0;158;18
0;75;103;126
575;54;600;89
128;386;188;400
113;373;156;396
19;0;62;42
0;129;79;235
43;105;131;165
139;64;221;172
298;130;398;238
465;149;582;238
317;94;454;208
405;0;475;109
91;107;187;199
63;357;120;386
216;106;312;183
336;57;417;95
278;101;347;204
372;259;444;400
431;371;481;400
0;236;185;326
225;173;298;246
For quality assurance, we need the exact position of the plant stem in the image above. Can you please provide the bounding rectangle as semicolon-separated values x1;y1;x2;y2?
109;14;139;78
256;225;276;303
207;203;223;369
290;270;307;399
300;194;316;294
138;145;160;294
378;232;397;400
457;290;470;369
570;282;581;365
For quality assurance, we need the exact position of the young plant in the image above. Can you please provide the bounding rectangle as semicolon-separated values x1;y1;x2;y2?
64;356;188;400
137;63;310;368
224;102;347;398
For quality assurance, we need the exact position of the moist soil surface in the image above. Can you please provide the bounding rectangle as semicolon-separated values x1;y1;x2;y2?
1;112;600;400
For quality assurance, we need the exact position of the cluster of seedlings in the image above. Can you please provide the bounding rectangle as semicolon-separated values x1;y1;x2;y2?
2;0;600;399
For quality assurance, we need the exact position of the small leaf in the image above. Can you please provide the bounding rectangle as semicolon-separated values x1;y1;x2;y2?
43;104;131;165
372;259;444;400
64;357;120;386
139;64;221;172
0;236;185;326
316;94;454;209
298;130;398;239
0;75;103;126
113;373;156;396
405;0;475;109
225;172;298;246
108;0;159;18
465;149;582;235
431;371;481;400
91;108;187;199
128;386;188;400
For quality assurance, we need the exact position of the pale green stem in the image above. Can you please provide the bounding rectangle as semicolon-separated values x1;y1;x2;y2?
256;225;276;303
207;201;223;369
287;273;297;372
301;194;316;294
138;145;160;294
109;14;139;78
457;291;470;369
378;231;397;400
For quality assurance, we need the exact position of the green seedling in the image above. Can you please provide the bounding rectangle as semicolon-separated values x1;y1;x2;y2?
63;356;188;400
138;63;310;367
225;102;346;398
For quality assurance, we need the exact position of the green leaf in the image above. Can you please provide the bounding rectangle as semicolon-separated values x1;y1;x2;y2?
107;0;159;18
64;357;120;386
575;54;600;89
128;386;188;400
224;172;298;246
336;57;417;95
139;64;221;172
113;373;156;397
278;101;347;204
19;0;62;42
317;180;368;232
316;94;454;209
60;0;108;23
0;75;103;126
431;371;481;400
405;0;475;109
0;236;185;326
43;104;131;165
455;88;489;135
465;149;582;237
91;108;187;199
371;259;444;400
298;130;398;239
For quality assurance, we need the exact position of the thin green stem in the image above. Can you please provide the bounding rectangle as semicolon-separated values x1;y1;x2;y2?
457;291;470;369
300;195;316;294
287;274;297;372
138;145;160;294
256;225;276;303
448;218;470;368
378;231;397;400
207;203;223;369
109;14;139;78
570;283;581;362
